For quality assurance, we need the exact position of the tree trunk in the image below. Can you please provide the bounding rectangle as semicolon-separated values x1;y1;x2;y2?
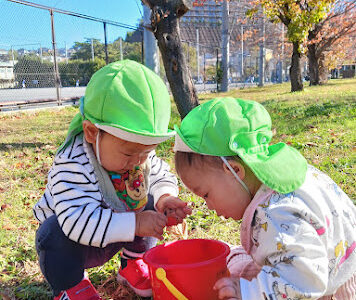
308;43;319;85
318;53;329;84
143;0;199;119
308;44;329;86
290;42;303;92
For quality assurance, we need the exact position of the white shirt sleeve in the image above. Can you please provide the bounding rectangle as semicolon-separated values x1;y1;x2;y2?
241;192;329;299
50;154;136;247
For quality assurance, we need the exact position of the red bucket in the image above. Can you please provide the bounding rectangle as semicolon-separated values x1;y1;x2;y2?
143;239;230;300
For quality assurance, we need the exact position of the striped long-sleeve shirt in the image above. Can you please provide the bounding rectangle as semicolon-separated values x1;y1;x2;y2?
33;133;178;248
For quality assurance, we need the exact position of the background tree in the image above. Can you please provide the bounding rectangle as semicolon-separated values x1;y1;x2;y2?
142;0;199;119
325;32;356;77
70;37;142;64
182;42;197;77
307;0;356;85
248;0;335;92
14;55;55;88
108;37;142;62
71;38;105;61
59;58;106;87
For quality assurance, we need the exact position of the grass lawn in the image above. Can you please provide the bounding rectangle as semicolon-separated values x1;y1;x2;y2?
0;78;355;300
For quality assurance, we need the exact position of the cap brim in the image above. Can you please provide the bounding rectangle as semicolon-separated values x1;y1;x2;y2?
173;132;196;153
235;143;307;194
96;124;175;145
173;125;205;154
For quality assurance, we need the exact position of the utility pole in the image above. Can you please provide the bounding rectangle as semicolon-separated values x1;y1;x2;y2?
196;28;200;81
120;37;123;60
141;30;144;64
241;25;244;81
143;4;159;73
39;43;43;63
221;0;230;92
203;51;206;91
11;46;15;66
90;38;94;61
216;48;219;91
65;42;67;64
281;24;285;82
258;15;265;87
50;9;61;105
103;22;109;64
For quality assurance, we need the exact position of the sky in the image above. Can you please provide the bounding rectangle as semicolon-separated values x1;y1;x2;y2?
0;0;143;51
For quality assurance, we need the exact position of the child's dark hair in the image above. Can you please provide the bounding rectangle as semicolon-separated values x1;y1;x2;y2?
175;151;243;175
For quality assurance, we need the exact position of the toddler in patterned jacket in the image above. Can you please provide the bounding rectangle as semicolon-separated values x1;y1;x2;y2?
174;97;356;300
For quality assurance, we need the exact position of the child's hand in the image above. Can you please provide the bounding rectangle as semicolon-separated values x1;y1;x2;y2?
135;211;167;240
214;277;242;300
156;194;192;226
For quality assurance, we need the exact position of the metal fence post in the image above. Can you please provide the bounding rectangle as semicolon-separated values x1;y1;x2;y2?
103;22;109;64
50;9;61;105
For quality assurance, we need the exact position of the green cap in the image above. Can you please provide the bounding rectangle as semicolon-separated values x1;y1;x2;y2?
60;60;174;151
174;97;307;194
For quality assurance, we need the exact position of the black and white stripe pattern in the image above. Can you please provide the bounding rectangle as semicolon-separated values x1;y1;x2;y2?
33;133;178;247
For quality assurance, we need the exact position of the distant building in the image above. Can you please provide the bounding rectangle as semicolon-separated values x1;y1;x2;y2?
0;49;9;62
341;63;356;78
0;61;15;88
180;0;257;55
41;55;67;63
181;1;225;26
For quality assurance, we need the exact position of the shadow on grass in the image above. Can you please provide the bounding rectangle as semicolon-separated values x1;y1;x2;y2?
1;276;151;300
1;281;52;300
323;79;356;87
265;100;355;118
0;142;48;151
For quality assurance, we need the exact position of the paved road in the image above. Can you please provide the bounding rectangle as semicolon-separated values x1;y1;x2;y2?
0;87;86;103
194;82;258;92
0;82;259;104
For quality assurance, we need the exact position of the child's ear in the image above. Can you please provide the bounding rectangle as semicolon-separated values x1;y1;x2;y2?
222;160;246;180
83;120;98;144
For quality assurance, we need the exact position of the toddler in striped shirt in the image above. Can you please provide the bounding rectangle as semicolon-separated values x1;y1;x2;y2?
34;60;191;300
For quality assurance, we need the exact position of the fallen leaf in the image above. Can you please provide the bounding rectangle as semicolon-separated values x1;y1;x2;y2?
30;219;39;225
15;162;24;169
0;203;11;212
0;292;11;300
305;142;318;147
2;224;16;230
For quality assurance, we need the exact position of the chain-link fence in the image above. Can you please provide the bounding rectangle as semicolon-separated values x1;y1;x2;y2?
0;0;143;110
1;0;317;110
179;0;302;93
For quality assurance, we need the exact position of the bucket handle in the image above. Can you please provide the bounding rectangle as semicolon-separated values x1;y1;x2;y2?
156;268;189;300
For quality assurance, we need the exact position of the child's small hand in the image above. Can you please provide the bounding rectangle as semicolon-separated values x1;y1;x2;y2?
135;211;167;240
156;194;192;226
214;277;242;300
